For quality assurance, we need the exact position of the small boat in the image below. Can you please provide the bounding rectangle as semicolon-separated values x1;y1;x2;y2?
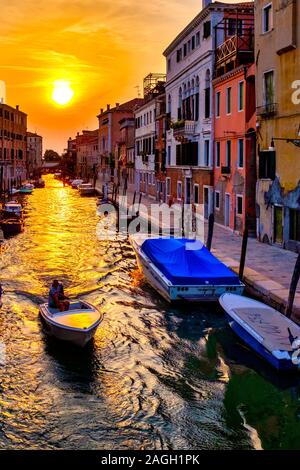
130;235;244;302
19;183;34;194
78;183;95;196
3;201;23;218
54;172;62;179
71;179;84;189
219;293;300;371
0;218;24;237
39;300;103;347
9;188;19;195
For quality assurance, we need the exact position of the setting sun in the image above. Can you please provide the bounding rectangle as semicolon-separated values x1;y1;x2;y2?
52;80;74;106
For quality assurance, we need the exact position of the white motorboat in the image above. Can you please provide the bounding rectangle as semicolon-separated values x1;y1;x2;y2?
9;188;19;195
71;179;84;189
130;234;244;302
78;183;95;196
219;293;300;371
4;201;23;218
39;300;103;347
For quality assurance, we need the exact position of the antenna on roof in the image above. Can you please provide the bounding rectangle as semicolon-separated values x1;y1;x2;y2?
135;85;141;98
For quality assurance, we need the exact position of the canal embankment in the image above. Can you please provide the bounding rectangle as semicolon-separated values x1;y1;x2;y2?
95;179;300;321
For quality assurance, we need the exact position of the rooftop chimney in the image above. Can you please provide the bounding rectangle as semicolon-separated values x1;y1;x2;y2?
202;0;211;9
16;105;19;111
100;108;103;114
116;102;120;108
107;104;110;111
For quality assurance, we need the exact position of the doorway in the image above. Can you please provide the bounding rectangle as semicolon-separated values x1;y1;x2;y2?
224;193;230;227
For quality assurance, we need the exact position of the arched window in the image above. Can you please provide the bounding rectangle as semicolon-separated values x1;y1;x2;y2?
178;88;182;120
168;94;172;115
204;69;211;119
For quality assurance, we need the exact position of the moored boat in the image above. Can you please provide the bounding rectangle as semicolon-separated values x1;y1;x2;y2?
0;218;24;237
78;182;95;196
130;235;244;302
19;183;34;194
3;201;23;218
39;300;103;347
71;179;84;189
219;293;300;371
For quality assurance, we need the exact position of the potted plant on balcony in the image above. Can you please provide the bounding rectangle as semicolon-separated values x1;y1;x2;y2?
170;120;185;130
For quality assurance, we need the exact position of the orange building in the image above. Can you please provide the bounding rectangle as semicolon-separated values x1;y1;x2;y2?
97;99;143;184
0;103;27;191
213;4;256;234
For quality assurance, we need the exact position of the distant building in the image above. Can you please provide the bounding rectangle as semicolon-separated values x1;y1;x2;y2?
155;91;168;203
75;130;99;179
27;132;43;177
115;117;136;192
255;0;300;252
0;103;27;190
213;3;256;234
134;74;166;198
97;99;144;184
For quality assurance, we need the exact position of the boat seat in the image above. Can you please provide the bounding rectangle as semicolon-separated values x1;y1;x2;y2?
233;307;300;352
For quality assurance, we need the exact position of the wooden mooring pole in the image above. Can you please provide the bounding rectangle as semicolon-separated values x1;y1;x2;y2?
285;253;300;319
239;223;248;281
206;213;214;251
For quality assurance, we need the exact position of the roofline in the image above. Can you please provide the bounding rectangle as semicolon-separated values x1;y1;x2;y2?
163;1;254;57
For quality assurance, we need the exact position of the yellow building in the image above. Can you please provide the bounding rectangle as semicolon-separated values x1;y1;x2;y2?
255;0;300;252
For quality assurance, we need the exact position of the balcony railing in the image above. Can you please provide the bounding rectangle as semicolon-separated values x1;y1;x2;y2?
172;120;196;141
256;103;278;118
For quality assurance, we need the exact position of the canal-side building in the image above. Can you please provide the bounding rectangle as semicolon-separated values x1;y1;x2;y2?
97;98;144;184
75;130;99;180
155;91;168;203
0;103;27;190
213;3;256;234
255;0;300;252
27;131;43;178
115;117;136;192
134;73;165;198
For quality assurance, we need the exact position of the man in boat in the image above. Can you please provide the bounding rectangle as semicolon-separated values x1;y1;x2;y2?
48;280;69;312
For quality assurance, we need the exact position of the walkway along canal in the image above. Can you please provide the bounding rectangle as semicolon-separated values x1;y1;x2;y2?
1;174;300;450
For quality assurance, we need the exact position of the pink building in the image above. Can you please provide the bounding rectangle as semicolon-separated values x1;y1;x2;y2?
213;5;256;234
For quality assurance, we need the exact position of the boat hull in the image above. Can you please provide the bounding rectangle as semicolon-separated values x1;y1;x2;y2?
132;236;244;302
39;302;102;347
226;313;298;371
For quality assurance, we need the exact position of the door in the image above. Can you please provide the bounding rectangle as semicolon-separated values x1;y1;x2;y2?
204;187;209;219
274;205;283;244
185;177;191;204
225;193;230;227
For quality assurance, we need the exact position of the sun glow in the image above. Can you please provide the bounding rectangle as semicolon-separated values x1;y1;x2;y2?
52;80;74;106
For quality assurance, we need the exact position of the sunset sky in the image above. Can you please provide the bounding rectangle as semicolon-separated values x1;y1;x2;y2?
0;0;248;153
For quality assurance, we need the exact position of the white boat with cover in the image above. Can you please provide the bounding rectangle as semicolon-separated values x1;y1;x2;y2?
219;293;300;371
130;234;244;302
39;300;103;347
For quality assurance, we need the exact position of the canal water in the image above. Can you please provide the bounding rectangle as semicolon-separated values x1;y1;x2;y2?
1;174;300;450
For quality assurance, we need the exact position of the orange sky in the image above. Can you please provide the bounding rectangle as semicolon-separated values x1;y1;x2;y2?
0;0;248;153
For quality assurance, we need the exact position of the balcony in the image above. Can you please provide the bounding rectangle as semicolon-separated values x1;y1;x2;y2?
256;103;278;118
172;120;196;142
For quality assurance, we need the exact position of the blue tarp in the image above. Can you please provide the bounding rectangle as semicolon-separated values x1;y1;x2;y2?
141;238;240;286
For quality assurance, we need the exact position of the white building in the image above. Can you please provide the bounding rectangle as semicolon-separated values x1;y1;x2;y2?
27;132;43;177
163;0;228;214
134;99;156;197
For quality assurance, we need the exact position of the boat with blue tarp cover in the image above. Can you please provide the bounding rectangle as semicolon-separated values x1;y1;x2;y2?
130;234;244;302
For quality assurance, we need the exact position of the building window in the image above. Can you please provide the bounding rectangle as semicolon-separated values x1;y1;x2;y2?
263;3;273;33
215;141;221;167
191;36;195;50
236;195;243;216
215;191;220;210
194;184;199;204
176;49;182;62
183;43;187;57
204;140;210;166
226;87;232;114
238;139;244;168
289;209;300;242
226;140;231;167
195;32;200;46
177;181;182;200
203;21;211;39
264;70;275;107
168;95;172;114
216;91;220;117
204;70;211;118
167;145;171;166
238;81;244;111
166;177;171;197
167;58;171;72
